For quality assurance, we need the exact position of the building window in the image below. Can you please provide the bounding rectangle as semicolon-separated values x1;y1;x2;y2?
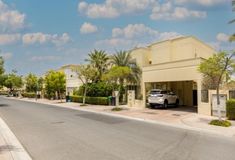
229;90;235;99
201;90;209;103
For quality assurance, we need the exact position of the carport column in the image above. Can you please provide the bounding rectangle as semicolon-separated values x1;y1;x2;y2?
197;79;202;112
142;82;146;108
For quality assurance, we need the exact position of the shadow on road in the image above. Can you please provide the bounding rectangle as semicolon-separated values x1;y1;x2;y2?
0;104;9;107
0;145;19;153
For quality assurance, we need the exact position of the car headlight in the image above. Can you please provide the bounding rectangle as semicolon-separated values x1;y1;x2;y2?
158;98;164;102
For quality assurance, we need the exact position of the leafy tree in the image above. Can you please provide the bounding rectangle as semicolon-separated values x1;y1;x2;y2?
0;56;4;75
111;50;141;85
4;72;23;92
37;77;44;91
72;65;97;105
25;73;38;92
0;55;5;87
103;66;131;85
44;70;66;101
199;52;235;120
85;50;109;82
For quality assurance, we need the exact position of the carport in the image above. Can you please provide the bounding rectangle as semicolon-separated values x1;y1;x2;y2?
141;58;204;114
146;81;198;107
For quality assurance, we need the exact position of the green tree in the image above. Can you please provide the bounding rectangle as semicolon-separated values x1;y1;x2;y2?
103;66;131;85
44;70;66;101
4;72;23;92
0;56;4;75
0;55;5;87
111;50;141;85
199;52;235;120
86;50;109;82
25;73;38;92
73;65;97;105
37;77;44;91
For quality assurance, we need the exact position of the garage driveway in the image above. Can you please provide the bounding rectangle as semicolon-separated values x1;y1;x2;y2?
113;106;197;124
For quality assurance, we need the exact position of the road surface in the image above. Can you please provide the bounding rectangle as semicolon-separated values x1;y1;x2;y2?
0;97;234;160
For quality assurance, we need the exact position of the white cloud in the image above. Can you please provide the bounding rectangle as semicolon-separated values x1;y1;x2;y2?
175;0;229;7
216;33;229;42
78;0;155;18
80;22;98;34
150;1;207;20
0;52;12;60
0;0;26;32
112;24;181;40
30;55;61;61
96;23;182;49
0;34;21;45
112;24;158;39
22;33;70;46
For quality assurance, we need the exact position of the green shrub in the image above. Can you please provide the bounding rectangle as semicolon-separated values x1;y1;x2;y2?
226;99;235;120
111;107;124;111
22;92;36;98
74;82;124;97
209;120;231;127
70;95;109;105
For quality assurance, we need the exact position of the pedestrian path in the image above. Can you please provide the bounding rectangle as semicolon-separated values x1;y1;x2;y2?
0;114;32;160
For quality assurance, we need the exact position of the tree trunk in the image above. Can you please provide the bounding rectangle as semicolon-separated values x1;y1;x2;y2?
83;85;87;105
216;86;221;121
59;90;62;103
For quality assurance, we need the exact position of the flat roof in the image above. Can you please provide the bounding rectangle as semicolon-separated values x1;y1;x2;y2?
130;36;215;53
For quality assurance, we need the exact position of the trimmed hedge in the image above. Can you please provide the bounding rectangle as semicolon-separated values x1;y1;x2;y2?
226;99;235;120
22;92;36;98
209;119;231;127
70;95;108;105
0;91;8;95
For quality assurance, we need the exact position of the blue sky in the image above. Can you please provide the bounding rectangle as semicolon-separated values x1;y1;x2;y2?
0;0;234;76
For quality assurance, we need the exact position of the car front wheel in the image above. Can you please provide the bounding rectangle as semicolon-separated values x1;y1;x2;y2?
175;99;179;107
163;100;168;109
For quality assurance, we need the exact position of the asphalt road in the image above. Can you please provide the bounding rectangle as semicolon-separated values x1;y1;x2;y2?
0;97;235;160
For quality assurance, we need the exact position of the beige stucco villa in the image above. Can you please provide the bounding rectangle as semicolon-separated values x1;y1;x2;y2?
58;65;83;96
130;36;216;116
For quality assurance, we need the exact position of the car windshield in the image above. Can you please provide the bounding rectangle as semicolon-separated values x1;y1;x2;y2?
150;90;168;95
150;90;161;94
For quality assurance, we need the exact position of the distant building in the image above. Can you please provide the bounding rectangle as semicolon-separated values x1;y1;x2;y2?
58;64;82;96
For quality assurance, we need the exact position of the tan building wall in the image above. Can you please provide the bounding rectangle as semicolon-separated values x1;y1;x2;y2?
58;65;83;95
130;36;216;116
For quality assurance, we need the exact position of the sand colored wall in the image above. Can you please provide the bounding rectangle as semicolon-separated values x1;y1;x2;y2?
129;36;216;115
131;36;215;66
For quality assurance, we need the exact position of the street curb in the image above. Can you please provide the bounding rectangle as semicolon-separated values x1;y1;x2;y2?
56;105;235;138
4;97;235;138
0;117;32;160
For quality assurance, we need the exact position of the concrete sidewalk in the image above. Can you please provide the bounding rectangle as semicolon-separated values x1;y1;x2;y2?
9;97;235;138
0;116;32;160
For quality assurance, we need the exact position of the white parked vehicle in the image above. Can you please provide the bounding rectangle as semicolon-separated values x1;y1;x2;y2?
148;89;179;108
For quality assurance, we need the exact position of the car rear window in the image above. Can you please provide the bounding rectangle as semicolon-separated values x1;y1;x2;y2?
150;91;161;94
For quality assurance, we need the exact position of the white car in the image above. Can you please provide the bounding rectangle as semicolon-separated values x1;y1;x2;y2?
148;89;179;108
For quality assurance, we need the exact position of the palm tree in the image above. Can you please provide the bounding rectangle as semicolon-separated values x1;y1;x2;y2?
86;50;109;82
111;50;141;85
